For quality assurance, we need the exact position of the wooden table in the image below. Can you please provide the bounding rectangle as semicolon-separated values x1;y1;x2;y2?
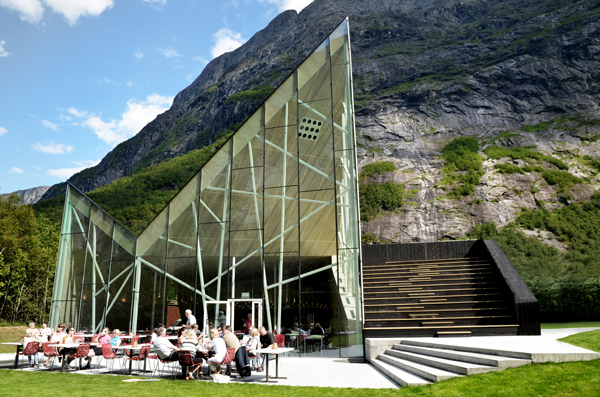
1;342;23;369
253;347;293;382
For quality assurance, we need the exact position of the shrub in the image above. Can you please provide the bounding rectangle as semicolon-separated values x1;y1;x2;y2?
494;163;525;174
441;137;482;172
542;170;583;193
359;182;404;222
359;161;396;180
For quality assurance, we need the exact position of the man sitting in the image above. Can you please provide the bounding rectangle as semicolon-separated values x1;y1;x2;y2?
222;325;240;353
154;327;181;361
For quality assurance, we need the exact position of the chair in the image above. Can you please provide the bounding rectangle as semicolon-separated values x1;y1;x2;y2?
73;336;85;343
124;344;149;375
20;342;40;368
209;347;235;376
67;343;90;370
152;355;177;379
96;343;119;374
274;334;285;347
42;342;58;371
177;350;201;380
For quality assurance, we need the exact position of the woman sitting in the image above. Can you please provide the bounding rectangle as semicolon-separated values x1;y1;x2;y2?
180;329;203;379
245;327;260;371
43;323;65;367
20;329;44;367
177;327;186;347
207;328;226;375
84;327;111;369
109;329;122;355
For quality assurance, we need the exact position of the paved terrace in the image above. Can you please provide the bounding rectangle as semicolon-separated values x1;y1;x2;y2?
0;328;598;388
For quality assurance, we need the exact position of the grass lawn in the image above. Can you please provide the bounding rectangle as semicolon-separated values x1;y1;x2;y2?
541;321;600;329
0;327;27;353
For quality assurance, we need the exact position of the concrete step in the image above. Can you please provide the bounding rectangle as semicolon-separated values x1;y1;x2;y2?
370;357;432;387
384;348;499;376
392;343;532;369
400;339;532;360
378;353;462;382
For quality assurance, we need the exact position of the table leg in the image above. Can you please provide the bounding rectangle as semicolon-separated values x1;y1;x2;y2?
13;345;20;369
61;352;67;372
129;359;133;375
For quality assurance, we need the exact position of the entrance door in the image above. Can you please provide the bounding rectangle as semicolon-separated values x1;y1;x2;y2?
204;299;263;333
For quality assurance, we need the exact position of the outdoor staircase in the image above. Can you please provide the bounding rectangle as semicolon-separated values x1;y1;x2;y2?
371;339;532;387
363;257;520;338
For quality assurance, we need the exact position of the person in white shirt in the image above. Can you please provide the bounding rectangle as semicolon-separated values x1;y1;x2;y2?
154;327;181;362
20;329;43;367
207;328;226;374
185;309;197;328
39;322;52;341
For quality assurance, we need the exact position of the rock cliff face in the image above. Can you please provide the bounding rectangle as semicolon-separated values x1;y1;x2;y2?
3;186;51;205
40;0;600;242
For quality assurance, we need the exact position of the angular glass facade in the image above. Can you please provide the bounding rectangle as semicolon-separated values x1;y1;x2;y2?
50;19;363;357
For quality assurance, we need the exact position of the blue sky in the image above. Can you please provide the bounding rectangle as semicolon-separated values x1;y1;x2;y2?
0;0;313;194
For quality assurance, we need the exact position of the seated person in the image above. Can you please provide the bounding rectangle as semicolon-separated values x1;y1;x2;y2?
84;327;111;369
39;322;53;341
177;327;186;347
20;329;44;367
180;328;203;378
44;323;65;366
207;328;227;374
258;326;275;371
109;329;122;354
154;327;181;361
244;327;260;370
222;325;240;353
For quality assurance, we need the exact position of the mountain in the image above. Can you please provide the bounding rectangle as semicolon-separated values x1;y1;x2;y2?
38;0;600;244
2;185;51;205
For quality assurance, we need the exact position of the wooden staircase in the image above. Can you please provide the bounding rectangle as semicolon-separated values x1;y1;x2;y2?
363;257;519;338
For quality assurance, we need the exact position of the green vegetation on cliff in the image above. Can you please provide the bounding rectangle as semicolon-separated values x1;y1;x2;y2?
438;137;483;198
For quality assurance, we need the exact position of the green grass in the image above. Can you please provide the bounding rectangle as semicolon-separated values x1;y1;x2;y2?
560;329;600;353
0;326;27;353
542;322;600;329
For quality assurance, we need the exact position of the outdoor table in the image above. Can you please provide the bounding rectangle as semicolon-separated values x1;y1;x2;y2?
253;347;293;382
284;333;300;350
49;342;98;372
304;335;323;352
112;343;152;374
1;342;23;369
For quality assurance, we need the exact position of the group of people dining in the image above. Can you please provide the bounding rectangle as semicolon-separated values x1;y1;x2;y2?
17;311;285;377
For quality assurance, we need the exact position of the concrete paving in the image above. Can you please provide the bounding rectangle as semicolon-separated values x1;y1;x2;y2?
1;327;598;389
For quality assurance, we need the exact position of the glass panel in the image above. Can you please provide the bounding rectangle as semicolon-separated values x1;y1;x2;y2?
68;188;92;221
335;247;362;358
105;260;135;331
169;173;199;226
299;56;331;103
266;76;294;125
165;257;198;328
168;203;197;258
137;206;168;256
298;40;328;92
232;112;262;160
67;205;90;235
230;168;263;233
299;190;337;257
266;97;297;130
137;261;166;330
90;206;113;238
330;22;349;66
201;141;231;191
113;224;135;258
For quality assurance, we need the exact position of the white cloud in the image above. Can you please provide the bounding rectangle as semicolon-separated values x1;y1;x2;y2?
133;50;143;59
48;159;100;179
68;107;87;118
185;73;195;82
41;120;60;131
126;80;135;87
59;114;72;121
75;94;173;146
0;40;9;57
0;0;113;25
211;28;246;58
142;0;167;9
0;0;45;24
259;0;313;12
156;46;182;59
32;141;74;154
41;0;114;25
9;167;24;174
0;127;7;136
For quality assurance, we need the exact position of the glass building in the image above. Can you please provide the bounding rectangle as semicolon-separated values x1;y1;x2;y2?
50;19;363;358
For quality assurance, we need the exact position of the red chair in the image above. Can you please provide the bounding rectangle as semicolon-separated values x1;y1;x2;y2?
96;343;119;374
124;344;149;375
152;355;177;379
274;334;285;347
20;342;40;368
178;350;201;380
42;342;58;371
67;343;90;370
209;347;235;376
73;336;84;343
